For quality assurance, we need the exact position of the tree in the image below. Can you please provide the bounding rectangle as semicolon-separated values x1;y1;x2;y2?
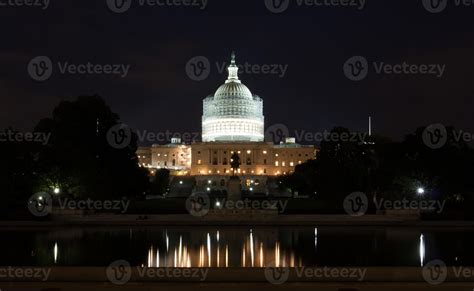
34;95;149;199
150;169;170;196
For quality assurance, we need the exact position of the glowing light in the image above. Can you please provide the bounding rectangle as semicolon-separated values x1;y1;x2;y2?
417;187;425;195
420;234;425;267
53;242;58;263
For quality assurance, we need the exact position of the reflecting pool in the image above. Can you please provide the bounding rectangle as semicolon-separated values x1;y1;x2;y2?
1;226;473;267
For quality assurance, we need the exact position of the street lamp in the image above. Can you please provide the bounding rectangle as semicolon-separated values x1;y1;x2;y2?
417;187;425;195
53;188;61;195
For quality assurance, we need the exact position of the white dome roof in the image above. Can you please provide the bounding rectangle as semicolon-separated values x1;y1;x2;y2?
213;52;253;100
214;81;253;99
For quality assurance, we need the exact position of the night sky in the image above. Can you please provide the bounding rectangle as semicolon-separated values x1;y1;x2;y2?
1;0;473;145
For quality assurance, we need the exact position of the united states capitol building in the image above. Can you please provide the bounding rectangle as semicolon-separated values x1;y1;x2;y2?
137;53;315;192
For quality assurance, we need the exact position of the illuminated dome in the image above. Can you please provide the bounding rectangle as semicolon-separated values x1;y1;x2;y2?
214;82;253;99
202;52;264;142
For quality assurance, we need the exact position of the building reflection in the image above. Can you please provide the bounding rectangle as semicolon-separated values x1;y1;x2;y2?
145;229;304;268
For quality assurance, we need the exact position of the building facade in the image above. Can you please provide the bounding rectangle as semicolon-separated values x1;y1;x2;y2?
137;53;316;186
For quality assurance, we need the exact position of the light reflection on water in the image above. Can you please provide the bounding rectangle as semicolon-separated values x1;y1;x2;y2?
144;229;302;268
1;226;472;267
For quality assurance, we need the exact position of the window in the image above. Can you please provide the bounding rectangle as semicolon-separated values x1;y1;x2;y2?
198;160;202;165
275;161;279;167
223;158;228;165
172;159;176;166
263;159;267;164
